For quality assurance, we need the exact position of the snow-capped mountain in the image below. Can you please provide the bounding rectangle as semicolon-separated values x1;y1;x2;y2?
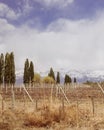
66;70;104;82
39;69;104;82
15;69;104;84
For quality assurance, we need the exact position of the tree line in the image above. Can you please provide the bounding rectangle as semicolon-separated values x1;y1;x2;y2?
23;59;34;85
23;59;76;85
0;52;76;86
0;52;15;86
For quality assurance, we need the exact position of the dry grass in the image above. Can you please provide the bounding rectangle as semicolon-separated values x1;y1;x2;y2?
0;100;103;130
0;122;10;130
93;120;104;129
0;85;104;130
24;104;91;128
0;108;25;130
0;110;16;130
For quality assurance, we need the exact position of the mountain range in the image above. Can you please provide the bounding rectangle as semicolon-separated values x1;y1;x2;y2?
16;69;104;84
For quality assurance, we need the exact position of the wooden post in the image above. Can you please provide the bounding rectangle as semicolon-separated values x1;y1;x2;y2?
0;93;4;114
11;85;15;109
62;98;65;118
36;100;38;111
5;84;7;93
97;83;104;94
50;84;53;107
58;85;60;95
65;85;66;94
0;85;1;92
22;85;34;103
1;97;4;123
42;83;45;105
59;85;70;104
2;97;4;113
76;99;79;127
91;97;95;117
23;89;26;109
55;85;58;98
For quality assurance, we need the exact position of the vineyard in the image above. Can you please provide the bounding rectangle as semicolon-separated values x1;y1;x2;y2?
0;83;104;130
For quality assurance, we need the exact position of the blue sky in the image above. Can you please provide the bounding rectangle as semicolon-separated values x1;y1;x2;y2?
1;0;104;27
0;0;104;72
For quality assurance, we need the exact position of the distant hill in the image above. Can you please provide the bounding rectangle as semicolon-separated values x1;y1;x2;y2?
16;69;104;84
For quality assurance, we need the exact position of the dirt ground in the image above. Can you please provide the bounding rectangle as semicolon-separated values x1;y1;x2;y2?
0;85;104;130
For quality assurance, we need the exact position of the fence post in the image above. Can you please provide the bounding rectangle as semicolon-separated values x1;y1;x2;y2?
2;97;4;113
50;84;53;107
22;85;34;103
91;97;95;117
5;84;7;93
76;99;79;127
23;89;26;109
62;98;65;117
11;85;15;109
36;99;38;111
0;93;4;114
59;85;70;104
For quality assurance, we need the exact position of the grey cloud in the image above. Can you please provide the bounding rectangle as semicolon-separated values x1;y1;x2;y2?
0;3;20;20
0;12;104;71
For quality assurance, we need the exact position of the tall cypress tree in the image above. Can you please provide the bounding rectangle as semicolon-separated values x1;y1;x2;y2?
64;74;67;84
0;53;4;85
64;74;72;84
29;61;34;83
4;53;10;85
48;67;55;80
4;52;16;86
10;52;15;85
23;59;30;84
0;56;2;84
74;77;77;83
56;72;60;84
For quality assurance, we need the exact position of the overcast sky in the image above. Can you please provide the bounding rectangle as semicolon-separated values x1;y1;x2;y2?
0;0;104;71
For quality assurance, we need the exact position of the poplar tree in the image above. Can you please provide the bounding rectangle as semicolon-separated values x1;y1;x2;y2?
64;74;72;84
4;52;16;86
4;53;10;85
23;59;30;84
29;61;34;83
56;72;60;84
48;67;55;80
0;53;4;85
0;56;2;84
74;77;77;83
10;52;15;85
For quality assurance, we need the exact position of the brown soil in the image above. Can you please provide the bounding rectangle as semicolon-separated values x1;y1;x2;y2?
0;84;104;130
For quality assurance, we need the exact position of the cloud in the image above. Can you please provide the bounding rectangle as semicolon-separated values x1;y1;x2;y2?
35;0;74;8
0;3;20;20
0;18;15;47
0;11;104;71
0;18;15;33
20;0;34;16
